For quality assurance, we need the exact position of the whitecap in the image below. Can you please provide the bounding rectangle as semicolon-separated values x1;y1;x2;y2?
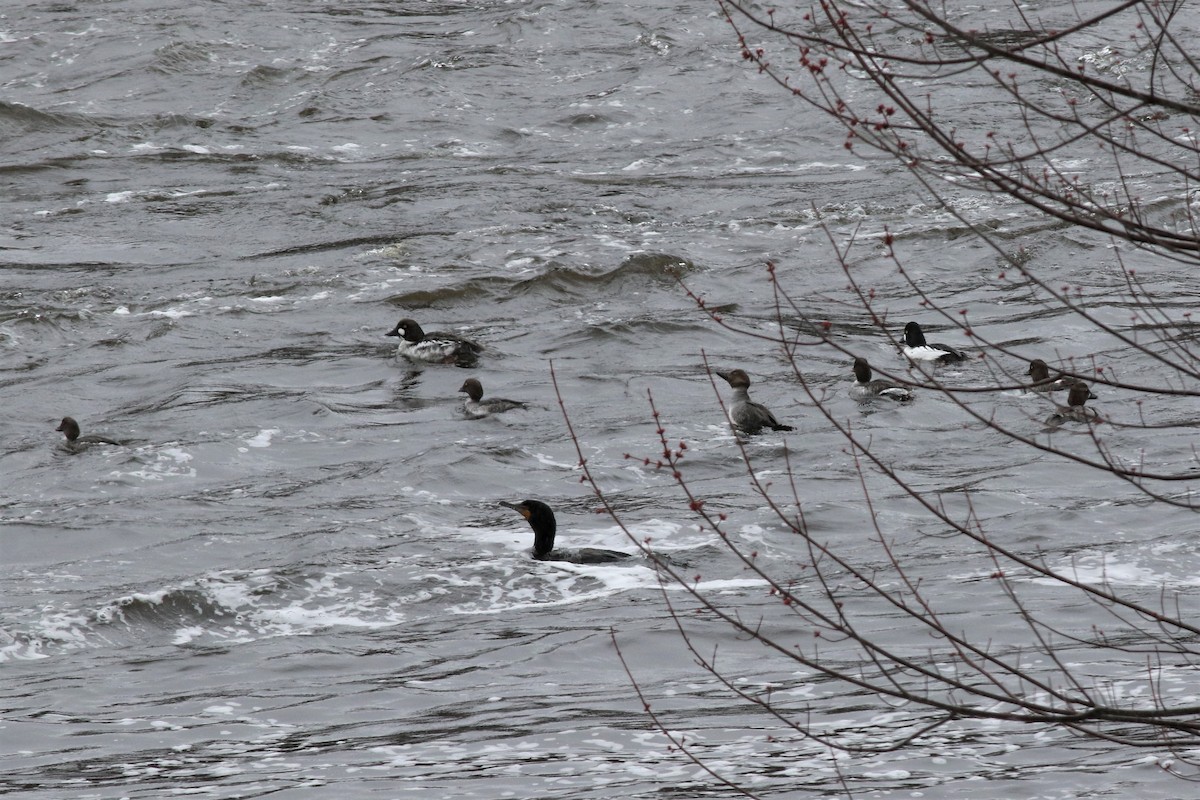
145;307;196;319
242;429;278;449
172;625;205;645
107;446;195;482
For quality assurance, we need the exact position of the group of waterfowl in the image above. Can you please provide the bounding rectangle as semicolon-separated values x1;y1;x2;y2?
850;321;1099;428
382;318;633;563
385;318;527;419
376;316;1099;561
54;316;1100;564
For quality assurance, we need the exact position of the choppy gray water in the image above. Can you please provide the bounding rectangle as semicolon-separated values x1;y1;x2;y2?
3;1;1199;798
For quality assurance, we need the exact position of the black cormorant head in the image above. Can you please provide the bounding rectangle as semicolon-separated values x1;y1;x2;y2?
500;499;556;558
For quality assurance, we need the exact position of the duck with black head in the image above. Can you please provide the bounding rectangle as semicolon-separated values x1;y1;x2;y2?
901;321;967;365
385;318;481;366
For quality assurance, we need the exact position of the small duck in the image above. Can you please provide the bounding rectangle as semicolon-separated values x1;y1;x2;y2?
1026;359;1097;399
459;378;528;418
850;357;913;402
385;318;481;366
714;368;795;434
56;416;123;450
499;499;632;564
1045;383;1098;427
902;321;966;364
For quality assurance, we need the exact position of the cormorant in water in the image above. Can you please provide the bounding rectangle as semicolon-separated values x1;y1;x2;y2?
499;499;632;564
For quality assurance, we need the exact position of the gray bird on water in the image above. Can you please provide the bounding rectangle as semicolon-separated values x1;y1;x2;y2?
715;368;794;435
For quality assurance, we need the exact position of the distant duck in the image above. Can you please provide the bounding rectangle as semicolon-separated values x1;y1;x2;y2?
499;499;632;564
714;368;794;434
56;416;123;450
1045;383;1098;427
850;357;913;402
1026;359;1097;399
459;378;528;418
902;321;966;364
386;318;481;366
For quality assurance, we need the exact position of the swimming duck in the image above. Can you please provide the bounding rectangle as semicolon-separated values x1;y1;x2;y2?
459;378;528;418
902;321;966;364
714;368;795;434
850;357;913;402
385;318;481;366
499;499;632;564
1026;359;1097;399
56;416;123;449
1045;382;1098;427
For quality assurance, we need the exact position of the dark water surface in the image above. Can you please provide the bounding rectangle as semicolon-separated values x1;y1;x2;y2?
3;1;1199;797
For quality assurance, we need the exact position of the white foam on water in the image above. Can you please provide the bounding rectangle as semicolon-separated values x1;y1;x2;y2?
106;446;196;482
242;429;278;449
